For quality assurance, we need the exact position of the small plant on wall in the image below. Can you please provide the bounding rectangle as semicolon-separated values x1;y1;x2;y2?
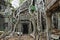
30;5;36;13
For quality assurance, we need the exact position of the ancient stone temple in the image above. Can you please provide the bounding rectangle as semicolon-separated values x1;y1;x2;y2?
0;0;60;40
14;0;35;35
0;0;13;31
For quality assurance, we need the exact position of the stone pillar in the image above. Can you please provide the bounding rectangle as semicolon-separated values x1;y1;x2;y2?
18;22;22;33
46;12;52;40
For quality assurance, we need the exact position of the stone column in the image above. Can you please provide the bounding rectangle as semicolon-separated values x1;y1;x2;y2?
46;12;52;40
18;22;22;33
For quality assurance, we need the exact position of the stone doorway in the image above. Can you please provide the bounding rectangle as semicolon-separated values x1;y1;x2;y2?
22;23;29;34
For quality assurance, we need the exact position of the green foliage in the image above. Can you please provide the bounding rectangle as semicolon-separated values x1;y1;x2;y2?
20;0;24;4
9;0;13;3
30;5;36;13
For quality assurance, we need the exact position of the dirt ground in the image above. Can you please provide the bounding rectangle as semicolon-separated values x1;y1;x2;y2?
1;35;34;40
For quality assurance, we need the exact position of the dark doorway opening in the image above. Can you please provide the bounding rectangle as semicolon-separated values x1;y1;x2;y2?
22;23;29;34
